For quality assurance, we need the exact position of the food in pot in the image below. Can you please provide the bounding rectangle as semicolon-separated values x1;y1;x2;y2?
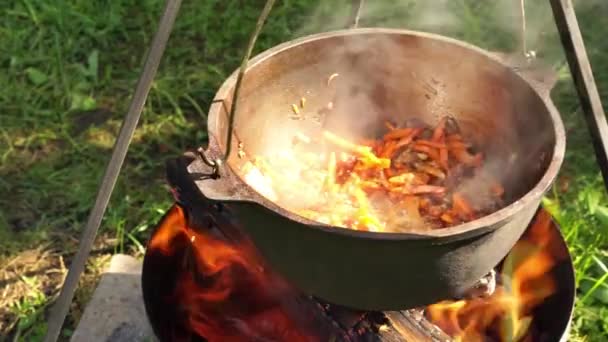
241;109;505;233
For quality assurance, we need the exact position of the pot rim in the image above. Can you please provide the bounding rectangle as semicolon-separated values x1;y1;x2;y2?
205;27;566;241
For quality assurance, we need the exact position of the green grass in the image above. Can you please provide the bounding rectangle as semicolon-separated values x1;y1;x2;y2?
0;0;607;341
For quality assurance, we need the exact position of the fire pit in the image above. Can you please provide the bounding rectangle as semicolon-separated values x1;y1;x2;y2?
141;183;575;342
183;28;565;310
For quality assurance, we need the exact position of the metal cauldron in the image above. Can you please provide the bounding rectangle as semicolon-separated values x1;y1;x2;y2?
172;28;565;310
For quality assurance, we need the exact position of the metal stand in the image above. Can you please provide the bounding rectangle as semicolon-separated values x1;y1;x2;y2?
550;0;608;186
43;1;184;341
43;1;607;341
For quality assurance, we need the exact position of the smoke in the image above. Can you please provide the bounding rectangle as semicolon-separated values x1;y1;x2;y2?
239;0;605;231
293;0;604;68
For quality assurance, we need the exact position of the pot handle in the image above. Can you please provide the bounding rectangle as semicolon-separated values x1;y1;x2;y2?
197;0;277;177
166;150;249;207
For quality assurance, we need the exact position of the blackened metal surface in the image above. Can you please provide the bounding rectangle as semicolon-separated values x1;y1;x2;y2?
173;150;537;310
185;29;566;310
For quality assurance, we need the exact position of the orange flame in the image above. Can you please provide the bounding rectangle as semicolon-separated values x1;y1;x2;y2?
426;211;563;341
148;204;318;342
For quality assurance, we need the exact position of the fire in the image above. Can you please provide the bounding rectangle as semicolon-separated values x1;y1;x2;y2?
148;204;318;342
241;101;505;233
147;205;564;341
426;211;563;341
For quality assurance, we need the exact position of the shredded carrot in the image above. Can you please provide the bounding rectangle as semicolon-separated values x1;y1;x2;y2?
408;185;446;195
453;192;474;218
413;144;440;161
439;147;449;170
380;140;399;158
432;117;447;142
394;130;420;149
241;104;505;233
384;128;414;140
416;140;447;149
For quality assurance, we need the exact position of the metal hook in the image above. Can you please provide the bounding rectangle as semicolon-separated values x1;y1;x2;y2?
197;146;221;179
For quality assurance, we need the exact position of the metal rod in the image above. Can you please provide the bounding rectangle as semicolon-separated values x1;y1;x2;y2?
349;0;365;29
43;0;182;341
221;0;276;164
550;0;608;189
519;0;527;55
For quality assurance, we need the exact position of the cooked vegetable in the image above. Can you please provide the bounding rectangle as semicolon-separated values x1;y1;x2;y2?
241;112;506;233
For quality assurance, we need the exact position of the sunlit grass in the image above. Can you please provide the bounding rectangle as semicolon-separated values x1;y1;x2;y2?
0;0;606;340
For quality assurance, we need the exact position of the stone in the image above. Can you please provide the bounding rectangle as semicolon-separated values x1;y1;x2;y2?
71;254;156;342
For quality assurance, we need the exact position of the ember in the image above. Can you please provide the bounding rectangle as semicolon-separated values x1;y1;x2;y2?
242;103;505;233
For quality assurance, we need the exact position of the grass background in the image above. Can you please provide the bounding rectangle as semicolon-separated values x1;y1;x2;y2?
1;0;607;341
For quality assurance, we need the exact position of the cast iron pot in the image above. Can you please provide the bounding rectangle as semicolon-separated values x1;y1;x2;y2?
172;28;566;311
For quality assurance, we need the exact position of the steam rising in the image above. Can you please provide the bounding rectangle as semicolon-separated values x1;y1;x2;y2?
235;0;579;231
295;0;600;66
